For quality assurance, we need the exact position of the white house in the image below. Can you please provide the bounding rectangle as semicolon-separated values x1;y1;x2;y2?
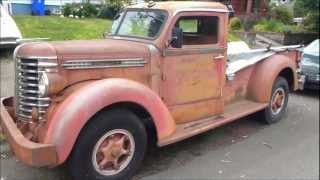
2;0;143;15
2;0;100;15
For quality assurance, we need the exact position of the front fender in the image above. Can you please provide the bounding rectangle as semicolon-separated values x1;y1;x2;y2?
43;78;176;165
247;54;297;102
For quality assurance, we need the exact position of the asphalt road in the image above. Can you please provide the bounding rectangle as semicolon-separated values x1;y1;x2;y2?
0;58;319;180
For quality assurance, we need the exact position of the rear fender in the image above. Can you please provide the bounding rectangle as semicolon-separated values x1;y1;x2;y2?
43;78;176;165
247;54;297;102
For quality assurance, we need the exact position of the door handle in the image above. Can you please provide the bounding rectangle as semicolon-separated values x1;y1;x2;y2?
214;54;225;60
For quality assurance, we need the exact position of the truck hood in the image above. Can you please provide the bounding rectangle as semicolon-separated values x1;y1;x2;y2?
16;39;151;62
15;39;153;96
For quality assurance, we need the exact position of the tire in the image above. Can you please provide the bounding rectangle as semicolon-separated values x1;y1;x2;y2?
68;108;147;180
262;77;289;124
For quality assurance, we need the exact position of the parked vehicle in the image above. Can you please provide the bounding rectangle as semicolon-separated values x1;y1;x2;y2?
0;5;22;48
301;39;319;90
0;2;305;180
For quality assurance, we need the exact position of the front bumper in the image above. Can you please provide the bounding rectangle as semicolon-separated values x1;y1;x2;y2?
305;77;320;90
0;38;18;49
0;97;57;167
298;74;306;90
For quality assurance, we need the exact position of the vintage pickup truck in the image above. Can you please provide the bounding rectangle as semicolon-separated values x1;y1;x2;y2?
0;1;305;180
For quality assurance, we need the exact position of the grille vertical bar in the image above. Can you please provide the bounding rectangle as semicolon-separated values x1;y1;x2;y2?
15;58;51;123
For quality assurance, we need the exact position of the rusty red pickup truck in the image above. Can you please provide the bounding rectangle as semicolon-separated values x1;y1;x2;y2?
0;1;305;180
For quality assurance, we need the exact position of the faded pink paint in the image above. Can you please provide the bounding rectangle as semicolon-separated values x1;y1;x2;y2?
43;78;176;165
247;53;298;102
0;1;301;169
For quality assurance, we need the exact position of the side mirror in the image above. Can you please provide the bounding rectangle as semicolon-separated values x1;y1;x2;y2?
103;31;112;38
171;27;183;48
103;31;108;38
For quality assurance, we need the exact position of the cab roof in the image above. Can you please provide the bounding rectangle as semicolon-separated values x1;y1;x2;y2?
129;1;228;14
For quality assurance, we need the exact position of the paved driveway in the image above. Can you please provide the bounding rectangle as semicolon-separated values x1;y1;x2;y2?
0;57;319;180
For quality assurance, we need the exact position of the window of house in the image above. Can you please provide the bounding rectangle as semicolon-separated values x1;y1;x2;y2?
176;16;219;45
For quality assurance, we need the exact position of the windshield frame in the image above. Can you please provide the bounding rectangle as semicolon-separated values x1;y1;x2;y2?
110;8;169;41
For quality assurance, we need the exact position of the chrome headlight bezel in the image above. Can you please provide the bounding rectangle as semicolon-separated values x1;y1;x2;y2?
39;72;49;97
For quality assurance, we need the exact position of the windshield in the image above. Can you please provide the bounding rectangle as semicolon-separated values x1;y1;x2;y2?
111;10;167;39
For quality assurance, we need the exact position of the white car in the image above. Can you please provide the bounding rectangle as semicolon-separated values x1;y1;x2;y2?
0;5;22;48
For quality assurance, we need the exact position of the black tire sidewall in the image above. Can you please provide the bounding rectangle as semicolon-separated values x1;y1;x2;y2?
69;109;147;180
265;77;289;124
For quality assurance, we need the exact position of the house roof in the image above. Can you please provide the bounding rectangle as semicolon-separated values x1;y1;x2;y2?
130;1;228;14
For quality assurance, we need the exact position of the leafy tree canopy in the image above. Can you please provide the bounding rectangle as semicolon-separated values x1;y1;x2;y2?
294;0;319;17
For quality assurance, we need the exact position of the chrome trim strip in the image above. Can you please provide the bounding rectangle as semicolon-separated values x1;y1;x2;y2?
19;87;40;94
20;101;50;107
62;58;147;70
18;68;46;73
20;76;39;80
18;113;32;119
174;8;229;15
14;46;54;123
14;44;26;122
19;81;39;87
16;55;58;60
63;58;146;64
19;94;51;101
163;47;224;56
19;62;58;68
19;107;46;114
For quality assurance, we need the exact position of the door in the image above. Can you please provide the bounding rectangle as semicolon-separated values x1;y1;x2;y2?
161;13;226;123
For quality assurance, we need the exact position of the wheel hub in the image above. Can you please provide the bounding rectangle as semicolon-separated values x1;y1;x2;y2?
271;88;285;115
92;129;135;176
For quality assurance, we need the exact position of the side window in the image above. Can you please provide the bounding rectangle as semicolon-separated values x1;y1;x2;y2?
176;16;219;45
179;19;198;33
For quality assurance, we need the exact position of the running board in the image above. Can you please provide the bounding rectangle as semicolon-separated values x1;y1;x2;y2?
158;100;268;147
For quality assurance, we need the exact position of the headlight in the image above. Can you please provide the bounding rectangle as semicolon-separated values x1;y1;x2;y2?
38;73;67;97
39;72;49;97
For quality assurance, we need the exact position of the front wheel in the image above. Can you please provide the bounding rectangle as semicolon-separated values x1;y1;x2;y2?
262;77;289;124
68;109;147;180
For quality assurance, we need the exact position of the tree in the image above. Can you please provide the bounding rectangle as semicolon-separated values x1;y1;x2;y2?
103;0;132;11
294;0;319;17
293;0;319;32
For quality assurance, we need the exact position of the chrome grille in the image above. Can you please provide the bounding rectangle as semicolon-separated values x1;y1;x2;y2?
307;74;320;82
15;57;55;122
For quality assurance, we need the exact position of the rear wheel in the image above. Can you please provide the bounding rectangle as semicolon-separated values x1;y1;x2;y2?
262;77;289;124
68;109;147;180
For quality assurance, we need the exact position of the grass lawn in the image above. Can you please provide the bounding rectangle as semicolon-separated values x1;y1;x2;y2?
13;16;241;42
14;16;112;41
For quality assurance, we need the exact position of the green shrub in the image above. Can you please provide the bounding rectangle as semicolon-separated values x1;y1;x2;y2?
283;24;305;33
63;4;73;17
242;16;259;32
82;3;98;17
253;19;285;33
270;6;293;25
98;5;118;19
294;0;319;17
304;12;320;32
62;3;98;18
98;0;132;19
229;17;242;31
62;3;80;17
